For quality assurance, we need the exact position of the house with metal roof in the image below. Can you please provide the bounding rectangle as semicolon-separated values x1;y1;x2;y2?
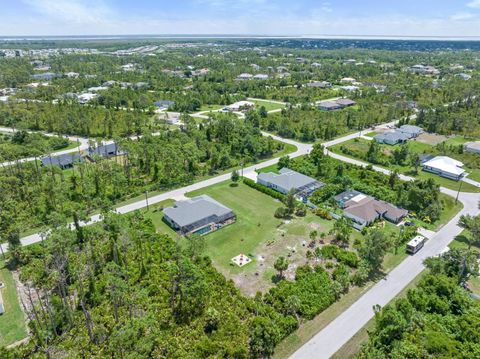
163;195;235;235
422;156;465;180
397;125;424;138
374;131;410;145
41;153;83;170
317;101;342;111
257;168;325;200
334;190;408;229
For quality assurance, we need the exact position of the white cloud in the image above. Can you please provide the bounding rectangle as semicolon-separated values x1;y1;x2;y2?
22;0;114;25
451;12;476;21
467;0;480;8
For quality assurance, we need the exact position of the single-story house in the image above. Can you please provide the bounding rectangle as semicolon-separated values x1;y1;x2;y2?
397;125;424;138
317;101;342;111
41;153;83;170
335;190;408;229
341;77;356;83
77;93;97;104
163;195;236;235
32;72;60;81
158;111;182;125
257;168;325;200
223;101;255;112
306;81;332;88
236;73;253;80
154;100;175;110
88;143;125;159
422;156;466;180
340;85;360;92
374;131;410;145
316;98;356;111
464;141;480;154
253;74;269;80
336;98;356;107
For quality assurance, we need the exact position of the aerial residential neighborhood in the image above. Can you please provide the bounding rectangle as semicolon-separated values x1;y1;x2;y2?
0;2;479;359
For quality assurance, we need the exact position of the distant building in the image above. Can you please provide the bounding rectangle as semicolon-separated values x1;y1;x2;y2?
163;195;236;235
306;81;332;88
154;100;175;110
88;143;125;160
223;101;255;112
257;168;324;200
158;112;182;125
32;72;60;81
335;190;408;229
77;93;97;104
236;73;253;80
316;98;356;111
457;73;472;80
41;153;83;170
253;74;269;80
422;156;465;180
340;77;356;83
464;141;480;154
311;62;322;68
409;65;440;75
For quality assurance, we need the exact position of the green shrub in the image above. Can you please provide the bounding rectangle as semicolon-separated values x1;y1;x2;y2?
243;178;285;201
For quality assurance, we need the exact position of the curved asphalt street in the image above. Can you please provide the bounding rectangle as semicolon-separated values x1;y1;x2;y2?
1;120;478;359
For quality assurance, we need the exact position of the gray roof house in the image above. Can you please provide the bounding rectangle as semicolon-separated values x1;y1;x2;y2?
335;98;356;107
32;72;60;81
464;141;480;154
317;101;342;111
163;195;235;235
88;143;125;159
397;125;424;138
335;190;408;229
257;168;325;199
41;153;83;170
154;100;175;110
374;131;410;145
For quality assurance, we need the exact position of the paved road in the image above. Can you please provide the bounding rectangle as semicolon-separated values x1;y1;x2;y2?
0;126;90;168
290;189;479;359
0;132;312;253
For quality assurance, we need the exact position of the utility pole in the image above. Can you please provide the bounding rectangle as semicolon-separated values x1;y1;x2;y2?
456;179;463;204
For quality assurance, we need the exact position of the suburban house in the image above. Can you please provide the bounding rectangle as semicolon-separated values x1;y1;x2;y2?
464;141;480;154
340;85;360;92
397;125;424;138
32;72;60;81
158;111;182;125
253;74;269;80
317;98;356;111
77;93;97;104
236;73;253;80
409;64;440;75
223;101;255;112
163;195;236;235
257;168;325;201
341;77;356;83
306;81;332;88
374;131;410;145
334;190;408;229
88;143;125;160
41;153;83;170
154;100;175;110
422;156;466;180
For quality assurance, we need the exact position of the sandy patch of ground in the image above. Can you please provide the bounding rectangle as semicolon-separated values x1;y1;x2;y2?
416;133;447;145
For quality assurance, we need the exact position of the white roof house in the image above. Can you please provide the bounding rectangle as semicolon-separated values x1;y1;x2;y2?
77;93;97;104
224;101;255;112
341;77;356;83
422;156;465;180
236;73;253;80
253;74;269;80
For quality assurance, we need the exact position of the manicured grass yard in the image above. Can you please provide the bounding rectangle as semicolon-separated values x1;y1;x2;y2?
0;261;28;347
198;104;223;112
251;99;286;112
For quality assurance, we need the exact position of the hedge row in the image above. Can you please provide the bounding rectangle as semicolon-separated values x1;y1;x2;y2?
243;177;285;201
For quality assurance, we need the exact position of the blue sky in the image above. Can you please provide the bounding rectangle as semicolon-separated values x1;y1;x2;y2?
1;0;480;37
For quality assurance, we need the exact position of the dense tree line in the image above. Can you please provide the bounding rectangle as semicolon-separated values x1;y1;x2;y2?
358;249;480;358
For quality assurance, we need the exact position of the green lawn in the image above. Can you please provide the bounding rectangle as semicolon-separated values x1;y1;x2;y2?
143;199;178;236
330;138;480;193
198;104;223;112
185;181;284;276
0;261;28;347
251;99;286;112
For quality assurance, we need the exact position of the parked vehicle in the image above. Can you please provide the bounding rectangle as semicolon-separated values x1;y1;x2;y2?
406;235;425;254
